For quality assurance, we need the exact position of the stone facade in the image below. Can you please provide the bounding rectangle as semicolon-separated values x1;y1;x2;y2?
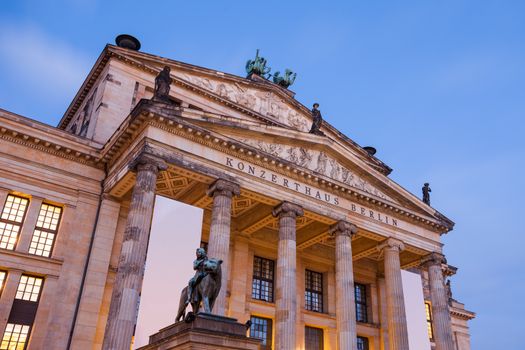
0;42;474;350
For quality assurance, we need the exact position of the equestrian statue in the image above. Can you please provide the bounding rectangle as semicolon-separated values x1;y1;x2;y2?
175;248;223;322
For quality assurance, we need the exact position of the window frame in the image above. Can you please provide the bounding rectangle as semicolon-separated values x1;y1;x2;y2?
251;256;275;303
354;282;368;323
28;202;63;257
357;336;370;350
0;195;30;251
249;315;273;349
305;269;324;313
305;325;324;350
15;275;44;303
1;323;31;350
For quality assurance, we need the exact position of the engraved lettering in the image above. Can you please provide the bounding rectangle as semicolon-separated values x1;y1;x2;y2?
392;219;398;227
248;165;255;175
226;157;233;167
334;197;339;205
283;179;289;187
237;162;245;171
260;170;266;179
315;191;322;199
271;174;277;183
305;187;311;195
294;182;301;191
324;194;331;202
351;204;356;212
369;210;374;218
361;207;366;215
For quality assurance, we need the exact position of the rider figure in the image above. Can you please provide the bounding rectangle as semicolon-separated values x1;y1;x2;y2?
186;247;208;305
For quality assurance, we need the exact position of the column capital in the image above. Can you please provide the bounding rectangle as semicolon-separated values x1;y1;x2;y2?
272;201;304;219
129;153;168;174
377;238;405;253
329;220;358;237
206;178;240;198
421;252;447;267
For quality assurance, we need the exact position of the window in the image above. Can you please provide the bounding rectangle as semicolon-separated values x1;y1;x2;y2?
425;301;434;340
0;195;29;250
16;276;43;302
1;323;30;350
357;336;369;350
305;270;323;312
252;257;274;302
0;271;6;295
249;316;272;349
305;326;324;350
355;283;368;323
28;203;62;257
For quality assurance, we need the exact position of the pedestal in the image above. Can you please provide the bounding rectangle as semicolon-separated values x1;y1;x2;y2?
137;313;261;350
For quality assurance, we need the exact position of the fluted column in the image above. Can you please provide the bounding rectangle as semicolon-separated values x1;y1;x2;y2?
102;153;167;350
329;220;358;350
377;238;409;350
206;178;240;315
423;253;454;350
272;201;303;350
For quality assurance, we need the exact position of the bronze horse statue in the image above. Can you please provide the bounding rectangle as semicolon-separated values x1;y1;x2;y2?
175;258;223;322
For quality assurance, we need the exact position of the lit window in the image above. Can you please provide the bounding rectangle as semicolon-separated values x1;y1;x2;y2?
355;283;368;323
0;271;6;295
305;326;324;350
16;275;43;302
28;203;62;257
305;270;323;313
249;316;272;349
0;195;29;250
252;257;274;302
357;336;369;350
425;301;434;340
1;323;30;350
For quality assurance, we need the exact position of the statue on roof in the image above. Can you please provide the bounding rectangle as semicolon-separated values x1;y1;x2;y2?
246;49;271;78
422;182;431;205
273;69;297;89
153;66;173;102
309;103;325;136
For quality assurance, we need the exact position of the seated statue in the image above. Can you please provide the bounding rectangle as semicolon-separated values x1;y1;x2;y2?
186;247;208;304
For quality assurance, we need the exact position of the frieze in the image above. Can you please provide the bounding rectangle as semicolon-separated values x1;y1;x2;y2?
224;156;399;228
237;138;393;202
174;72;310;132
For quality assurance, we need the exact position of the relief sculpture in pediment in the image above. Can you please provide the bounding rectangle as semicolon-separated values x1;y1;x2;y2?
237;138;394;201
174;72;311;132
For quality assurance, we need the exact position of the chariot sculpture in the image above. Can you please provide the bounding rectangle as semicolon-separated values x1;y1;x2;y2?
273;69;297;88
245;49;271;78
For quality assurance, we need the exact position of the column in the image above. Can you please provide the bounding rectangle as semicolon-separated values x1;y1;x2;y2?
0;269;23;335
102;154;167;350
16;196;44;253
329;220;358;350
272;201;303;350
377;238;409;350
206;178;240;315
423;253;455;350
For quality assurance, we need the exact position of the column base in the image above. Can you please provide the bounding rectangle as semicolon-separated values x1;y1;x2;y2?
137;313;261;350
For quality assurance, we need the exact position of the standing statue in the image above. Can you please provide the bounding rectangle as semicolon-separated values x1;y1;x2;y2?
153;66;172;102
309;103;325;136
422;183;432;205
176;248;223;322
245;49;271;78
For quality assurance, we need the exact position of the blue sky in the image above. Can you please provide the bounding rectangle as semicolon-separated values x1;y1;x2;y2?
1;1;524;348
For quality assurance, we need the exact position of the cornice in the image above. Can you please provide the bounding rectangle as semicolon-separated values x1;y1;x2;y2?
0;109;104;169
101;100;453;233
450;306;476;320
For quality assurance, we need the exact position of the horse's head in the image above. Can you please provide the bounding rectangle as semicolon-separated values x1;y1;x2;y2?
203;258;223;274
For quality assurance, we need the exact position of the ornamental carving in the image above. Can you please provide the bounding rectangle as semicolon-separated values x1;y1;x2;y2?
175;72;310;132
238;139;393;202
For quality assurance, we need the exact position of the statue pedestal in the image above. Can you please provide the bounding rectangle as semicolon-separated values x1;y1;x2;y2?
137;313;261;350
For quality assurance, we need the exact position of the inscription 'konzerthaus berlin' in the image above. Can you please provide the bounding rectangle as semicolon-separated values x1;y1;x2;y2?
225;156;400;227
0;36;474;350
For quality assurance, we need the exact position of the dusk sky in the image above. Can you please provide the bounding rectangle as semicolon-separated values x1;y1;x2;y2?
1;1;524;349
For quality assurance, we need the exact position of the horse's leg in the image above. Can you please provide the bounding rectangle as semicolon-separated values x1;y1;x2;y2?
175;287;188;322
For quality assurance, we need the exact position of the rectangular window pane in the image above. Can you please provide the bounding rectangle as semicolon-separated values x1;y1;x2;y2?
305;326;324;350
252;257;274;302
0;271;6;295
305;270;323;313
425;302;434;339
249;316;272;349
29;203;62;257
355;283;368;323
0;195;29;251
15;275;43;302
357;336;369;350
1;323;30;350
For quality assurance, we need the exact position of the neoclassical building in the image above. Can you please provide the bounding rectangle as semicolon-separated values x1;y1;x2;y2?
0;38;474;350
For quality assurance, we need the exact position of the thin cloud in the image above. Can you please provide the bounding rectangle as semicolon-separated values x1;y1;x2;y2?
0;22;91;94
